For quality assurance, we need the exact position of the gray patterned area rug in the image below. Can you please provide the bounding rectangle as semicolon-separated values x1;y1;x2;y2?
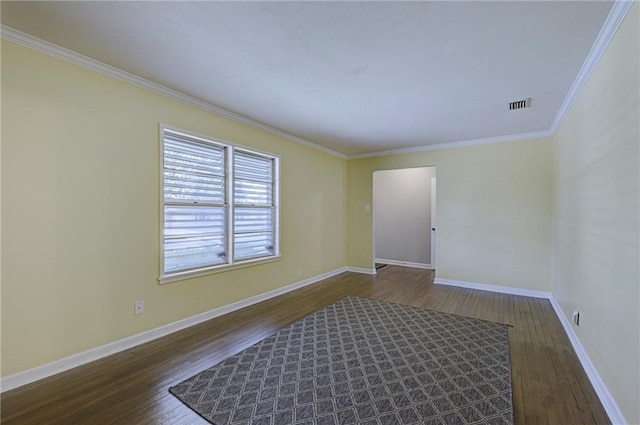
170;296;513;425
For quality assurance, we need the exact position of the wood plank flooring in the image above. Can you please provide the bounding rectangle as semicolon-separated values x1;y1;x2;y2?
1;267;610;424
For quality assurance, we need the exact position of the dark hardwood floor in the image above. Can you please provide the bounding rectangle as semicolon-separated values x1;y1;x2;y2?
1;266;609;424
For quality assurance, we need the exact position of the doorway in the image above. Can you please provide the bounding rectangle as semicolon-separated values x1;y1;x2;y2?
373;167;436;270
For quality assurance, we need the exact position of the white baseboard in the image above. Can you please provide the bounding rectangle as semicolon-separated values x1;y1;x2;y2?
2;270;627;425
375;258;434;270
434;278;551;299
434;276;626;424
345;267;376;275
548;298;627;425
0;267;350;393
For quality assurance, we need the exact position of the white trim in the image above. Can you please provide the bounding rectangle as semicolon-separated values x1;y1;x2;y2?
434;278;551;299
159;256;282;285
362;6;632;420
430;176;437;267
433;276;627;424
0;267;349;392
345;267;377;275
1;1;633;162
548;297;627;425
344;1;635;160
158;125;282;284
0;26;346;160
2;0;632;162
550;0;635;134
375;258;433;270
1;269;627;425
347;130;552;159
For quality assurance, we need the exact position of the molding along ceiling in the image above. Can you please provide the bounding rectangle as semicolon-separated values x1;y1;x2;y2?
1;1;633;158
0;26;347;160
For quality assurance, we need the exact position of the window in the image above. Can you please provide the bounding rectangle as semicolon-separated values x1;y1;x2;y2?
233;151;276;261
160;126;279;283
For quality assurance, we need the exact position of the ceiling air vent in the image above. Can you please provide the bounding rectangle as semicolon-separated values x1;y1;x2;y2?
509;98;531;110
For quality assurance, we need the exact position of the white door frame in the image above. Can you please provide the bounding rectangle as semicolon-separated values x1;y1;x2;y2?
430;176;437;268
372;167;436;271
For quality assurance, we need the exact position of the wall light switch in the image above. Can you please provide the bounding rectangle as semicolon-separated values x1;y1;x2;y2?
365;203;371;212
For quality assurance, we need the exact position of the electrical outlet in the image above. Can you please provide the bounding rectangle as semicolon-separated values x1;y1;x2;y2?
572;310;580;326
135;301;144;316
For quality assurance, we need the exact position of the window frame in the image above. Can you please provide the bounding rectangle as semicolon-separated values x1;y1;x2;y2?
232;149;278;262
159;124;280;284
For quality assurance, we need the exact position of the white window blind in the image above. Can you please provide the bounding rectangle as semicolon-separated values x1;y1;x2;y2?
233;151;275;261
160;128;279;281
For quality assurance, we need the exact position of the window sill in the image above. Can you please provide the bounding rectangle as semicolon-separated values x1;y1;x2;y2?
158;255;282;284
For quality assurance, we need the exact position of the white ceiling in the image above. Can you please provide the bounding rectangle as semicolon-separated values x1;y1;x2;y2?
1;1;615;156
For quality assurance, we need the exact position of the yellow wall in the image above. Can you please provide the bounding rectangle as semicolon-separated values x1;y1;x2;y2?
347;139;553;291
0;41;347;376
1;37;554;379
552;4;639;423
2;13;637;425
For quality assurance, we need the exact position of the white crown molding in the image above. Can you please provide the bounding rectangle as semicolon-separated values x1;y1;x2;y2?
549;0;635;134
548;297;627;425
0;266;350;392
1;1;632;161
0;25;347;160
375;259;433;270
350;1;634;160
347;130;553;159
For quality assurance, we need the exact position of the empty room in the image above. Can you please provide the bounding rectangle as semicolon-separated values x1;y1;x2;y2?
1;1;638;425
